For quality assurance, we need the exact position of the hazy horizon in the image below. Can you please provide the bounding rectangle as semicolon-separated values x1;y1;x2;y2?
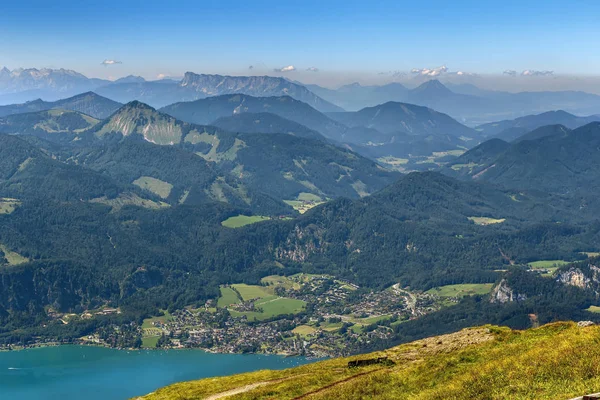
3;0;600;94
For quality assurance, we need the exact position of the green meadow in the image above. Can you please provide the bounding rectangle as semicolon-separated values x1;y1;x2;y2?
221;215;271;228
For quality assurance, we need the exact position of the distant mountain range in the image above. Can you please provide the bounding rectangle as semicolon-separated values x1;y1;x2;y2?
305;79;600;124
0;68;342;113
476;110;600;141
0;68;110;103
0;90;478;162
159;93;476;158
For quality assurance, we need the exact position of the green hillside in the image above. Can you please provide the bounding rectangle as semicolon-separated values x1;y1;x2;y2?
211;112;326;141
0;92;122;119
0;109;99;136
86;101;397;202
138;321;600;400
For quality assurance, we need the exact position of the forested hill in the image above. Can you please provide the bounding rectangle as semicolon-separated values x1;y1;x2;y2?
0;92;122;119
211;112;326;141
159;94;348;141
0;109;100;137
70;136;290;214
445;122;600;195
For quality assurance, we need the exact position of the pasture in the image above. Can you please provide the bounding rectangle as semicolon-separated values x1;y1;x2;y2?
229;296;306;321
221;215;270;228
133;176;173;199
231;283;273;301
217;287;241;307
468;216;506;225
426;283;494;298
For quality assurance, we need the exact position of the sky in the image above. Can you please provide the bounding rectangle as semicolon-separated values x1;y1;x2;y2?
1;0;600;91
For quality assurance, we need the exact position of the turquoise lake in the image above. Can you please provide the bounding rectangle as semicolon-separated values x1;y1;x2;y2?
0;346;315;399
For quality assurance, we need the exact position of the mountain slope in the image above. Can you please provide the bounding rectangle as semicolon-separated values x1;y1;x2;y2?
446;122;600;195
179;72;343;112
0;92;122;119
0;67;109;102
71;137;289;214
89;101;397;201
96;73;343;112
0;109;99;138
160;94;348;141
513;124;572;143
139;322;600;400
211;112;326;141
0;133;127;202
328;101;476;138
476;110;600;141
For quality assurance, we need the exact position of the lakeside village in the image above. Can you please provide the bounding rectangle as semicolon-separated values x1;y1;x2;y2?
1;274;469;357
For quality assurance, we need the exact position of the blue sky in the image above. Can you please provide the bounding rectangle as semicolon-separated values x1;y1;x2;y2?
1;0;600;89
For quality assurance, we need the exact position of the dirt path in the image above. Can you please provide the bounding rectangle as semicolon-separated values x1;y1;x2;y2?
204;375;305;400
203;381;274;400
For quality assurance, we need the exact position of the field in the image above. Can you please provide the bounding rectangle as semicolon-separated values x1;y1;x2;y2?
140;310;172;348
583;252;600;258
229;297;306;321
528;260;571;276
261;275;300;290
426;283;494;298
141;336;160;348
132;176;173;199
0;244;29;265
528;260;570;269
0;198;21;215
221;215;271;228
141;310;173;329
231;283;273;301
468;216;506;225
451;162;479;171
217;287;241;307
292;325;317;337
586;306;600;313
297;192;322;202
217;283;306;321
284;199;326;214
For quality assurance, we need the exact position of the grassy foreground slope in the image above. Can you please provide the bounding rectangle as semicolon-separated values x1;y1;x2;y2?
138;322;600;400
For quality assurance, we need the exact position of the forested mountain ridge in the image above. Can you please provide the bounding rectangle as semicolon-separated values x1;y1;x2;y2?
0;92;122;119
211;112;326;141
179;72;343;112
0;109;99;137
476;110;600;142
160;94;348;141
84;100;397;201
445;122;600;196
327;100;476;138
70;136;290;214
94;73;343;112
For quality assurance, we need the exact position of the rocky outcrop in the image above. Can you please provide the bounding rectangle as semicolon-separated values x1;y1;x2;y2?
490;279;527;303
556;268;591;289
